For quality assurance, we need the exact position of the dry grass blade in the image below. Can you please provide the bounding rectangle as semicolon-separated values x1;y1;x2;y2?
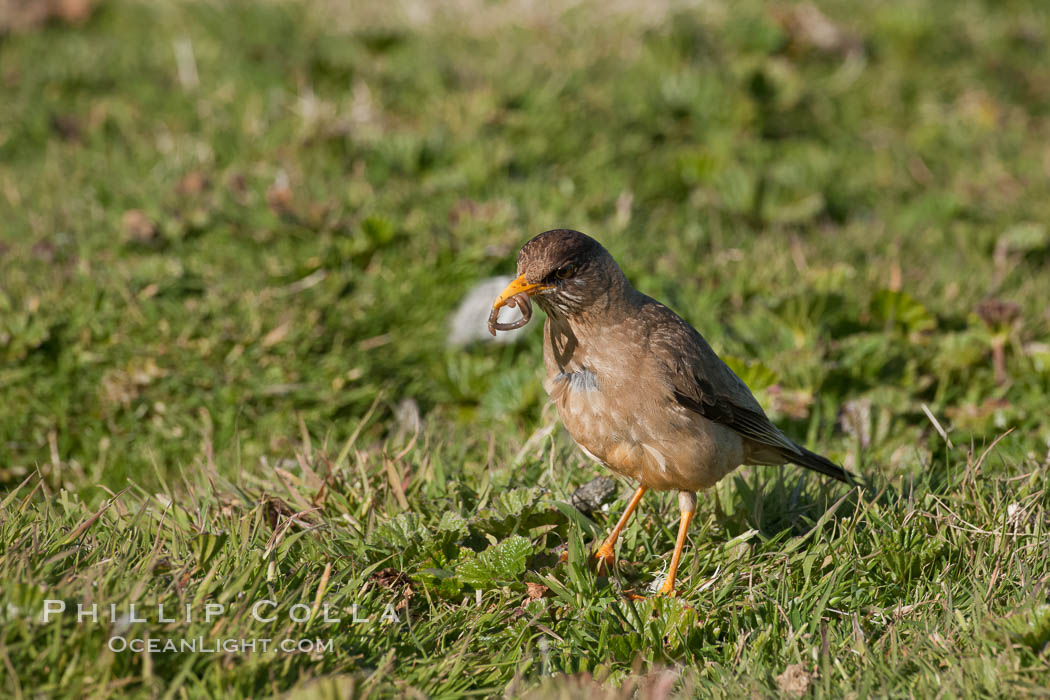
921;403;954;449
335;391;384;471
0;473;37;511
384;458;410;510
61;487;130;545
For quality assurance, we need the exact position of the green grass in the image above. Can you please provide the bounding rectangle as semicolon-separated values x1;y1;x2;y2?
2;0;1050;696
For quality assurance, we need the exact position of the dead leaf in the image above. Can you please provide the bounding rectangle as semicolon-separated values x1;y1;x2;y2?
266;170;294;216
226;172;250;204
50;114;82;142
776;4;863;58
122;209;159;244
371;568;412;590
840;398;872;448
176;171;209;196
768;385;814;420
975;298;1021;328
57;0;94;22
776;664;814;698
263;496;295;529
1;0;97;31
525;582;549;600
371;568;415;610
31;238;56;262
262;321;291;348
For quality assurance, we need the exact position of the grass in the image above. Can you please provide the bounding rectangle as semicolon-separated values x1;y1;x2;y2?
2;0;1050;696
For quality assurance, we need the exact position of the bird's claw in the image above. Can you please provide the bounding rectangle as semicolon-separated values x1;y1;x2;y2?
555;546;616;574
624;585;679;600
590;546;616;575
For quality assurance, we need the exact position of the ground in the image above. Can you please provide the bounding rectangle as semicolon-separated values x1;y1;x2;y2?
1;0;1050;696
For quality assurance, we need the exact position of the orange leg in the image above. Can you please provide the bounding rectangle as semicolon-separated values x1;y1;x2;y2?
656;491;697;596
591;485;647;574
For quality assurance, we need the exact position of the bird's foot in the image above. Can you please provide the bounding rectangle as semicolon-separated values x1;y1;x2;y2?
556;546;615;575
590;544;616;575
655;584;678;597
621;586;680;600
653;572;679;597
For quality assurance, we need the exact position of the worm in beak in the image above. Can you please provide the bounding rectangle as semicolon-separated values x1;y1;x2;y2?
487;291;533;335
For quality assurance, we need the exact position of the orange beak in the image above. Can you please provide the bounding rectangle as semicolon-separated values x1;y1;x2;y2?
491;274;549;312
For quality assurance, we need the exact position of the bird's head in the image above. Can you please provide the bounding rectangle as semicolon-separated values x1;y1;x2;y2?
491;229;629;321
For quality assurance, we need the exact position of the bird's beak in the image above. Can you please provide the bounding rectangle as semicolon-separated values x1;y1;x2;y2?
491;274;549;312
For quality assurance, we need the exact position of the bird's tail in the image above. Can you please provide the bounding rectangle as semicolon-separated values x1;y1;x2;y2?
787;444;857;485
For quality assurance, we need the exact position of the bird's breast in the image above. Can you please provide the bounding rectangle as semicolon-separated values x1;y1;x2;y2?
545;363;745;492
546;365;668;485
545;368;603;430
546;366;609;448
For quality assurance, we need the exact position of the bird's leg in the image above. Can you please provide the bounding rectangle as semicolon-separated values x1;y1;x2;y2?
590;485;647;574
656;491;697;596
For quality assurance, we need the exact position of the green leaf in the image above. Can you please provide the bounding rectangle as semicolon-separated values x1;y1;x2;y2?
455;535;532;587
996;604;1050;653
932;331;987;374
472;487;561;537
369;512;425;555
361;215;396;246
191;532;228;570
998;223;1048;254
870;289;935;335
722;356;778;391
437;511;468;537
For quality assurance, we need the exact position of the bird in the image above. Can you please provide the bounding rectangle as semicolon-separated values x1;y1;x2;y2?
489;229;854;596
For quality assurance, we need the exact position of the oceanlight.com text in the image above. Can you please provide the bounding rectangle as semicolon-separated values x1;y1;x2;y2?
107;637;334;654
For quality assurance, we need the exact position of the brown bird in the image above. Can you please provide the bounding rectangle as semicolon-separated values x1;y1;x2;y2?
490;229;853;596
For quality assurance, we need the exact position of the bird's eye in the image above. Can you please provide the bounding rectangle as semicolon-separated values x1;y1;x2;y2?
555;264;576;280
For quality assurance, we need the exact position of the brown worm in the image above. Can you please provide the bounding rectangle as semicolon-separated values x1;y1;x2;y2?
488;292;533;336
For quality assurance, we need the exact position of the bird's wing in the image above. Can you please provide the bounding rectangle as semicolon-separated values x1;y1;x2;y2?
639;296;801;456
